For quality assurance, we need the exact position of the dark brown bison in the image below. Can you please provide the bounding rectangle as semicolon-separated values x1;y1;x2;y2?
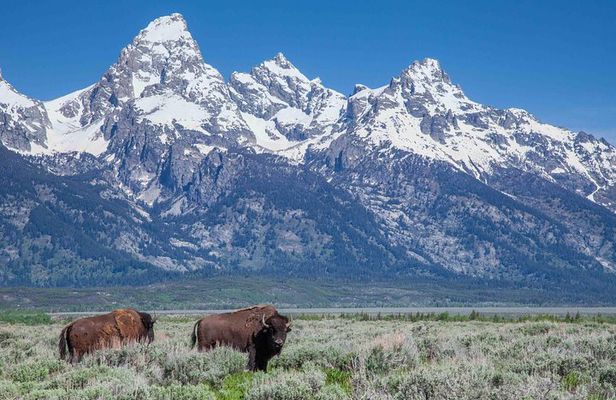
59;308;155;363
191;304;291;371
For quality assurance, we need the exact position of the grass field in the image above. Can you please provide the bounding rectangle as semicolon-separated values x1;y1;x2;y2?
0;313;615;399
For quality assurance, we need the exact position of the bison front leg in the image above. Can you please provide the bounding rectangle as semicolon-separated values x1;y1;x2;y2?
247;345;257;372
256;357;269;372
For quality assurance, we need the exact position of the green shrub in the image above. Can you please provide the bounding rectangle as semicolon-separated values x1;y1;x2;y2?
247;366;326;400
324;368;352;394
272;345;354;371
23;388;68;400
216;371;253;400
161;347;245;386
315;384;350;400
555;356;592;377
562;371;581;392
10;359;65;383
0;381;20;400
385;366;493;400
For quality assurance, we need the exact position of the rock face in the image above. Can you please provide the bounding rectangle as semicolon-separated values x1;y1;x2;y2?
0;77;50;152
0;13;615;294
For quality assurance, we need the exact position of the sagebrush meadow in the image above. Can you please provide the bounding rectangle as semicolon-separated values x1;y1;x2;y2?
0;314;615;399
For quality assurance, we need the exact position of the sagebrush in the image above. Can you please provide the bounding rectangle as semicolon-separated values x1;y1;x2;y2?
0;316;614;399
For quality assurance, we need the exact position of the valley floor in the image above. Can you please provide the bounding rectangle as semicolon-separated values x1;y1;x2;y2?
0;315;615;399
2;276;616;311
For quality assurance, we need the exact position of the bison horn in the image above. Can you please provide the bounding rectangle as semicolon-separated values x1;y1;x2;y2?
286;317;292;328
262;314;270;328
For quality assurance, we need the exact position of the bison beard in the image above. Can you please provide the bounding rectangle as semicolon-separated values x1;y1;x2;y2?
58;308;156;363
191;304;291;372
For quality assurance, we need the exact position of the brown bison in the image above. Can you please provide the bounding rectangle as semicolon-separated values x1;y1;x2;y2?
191;304;291;371
59;308;155;363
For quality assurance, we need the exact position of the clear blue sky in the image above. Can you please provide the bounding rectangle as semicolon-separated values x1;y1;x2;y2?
1;0;615;141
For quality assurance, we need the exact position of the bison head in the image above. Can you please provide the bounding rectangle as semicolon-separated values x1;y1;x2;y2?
261;314;292;353
139;312;156;343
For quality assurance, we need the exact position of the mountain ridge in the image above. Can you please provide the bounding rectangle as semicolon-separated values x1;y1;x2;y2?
0;13;615;294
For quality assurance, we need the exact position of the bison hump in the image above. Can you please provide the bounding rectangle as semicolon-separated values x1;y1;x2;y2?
244;306;277;328
113;309;141;339
235;304;272;312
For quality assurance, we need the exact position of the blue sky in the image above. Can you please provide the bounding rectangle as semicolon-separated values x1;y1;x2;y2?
1;0;615;141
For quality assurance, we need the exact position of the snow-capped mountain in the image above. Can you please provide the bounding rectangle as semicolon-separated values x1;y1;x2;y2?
321;58;616;211
1;13;615;295
93;13;253;203
229;53;346;160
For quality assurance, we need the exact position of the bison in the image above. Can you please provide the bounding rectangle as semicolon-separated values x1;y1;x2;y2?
59;308;155;363
191;304;291;371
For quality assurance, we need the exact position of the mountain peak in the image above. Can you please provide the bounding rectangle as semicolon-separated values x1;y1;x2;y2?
259;53;308;82
40;10;227;141
398;57;451;85
418;57;441;69
136;13;191;43
273;52;291;66
265;52;298;71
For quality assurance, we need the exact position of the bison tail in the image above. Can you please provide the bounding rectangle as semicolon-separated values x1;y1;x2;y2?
58;324;71;361
190;320;200;349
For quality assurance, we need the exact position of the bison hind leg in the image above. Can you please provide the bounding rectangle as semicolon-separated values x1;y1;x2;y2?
247;345;257;372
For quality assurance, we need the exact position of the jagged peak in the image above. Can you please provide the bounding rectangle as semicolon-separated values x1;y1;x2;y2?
0;68;3;82
418;57;441;69
400;57;450;84
273;52;291;67
259;52;308;80
135;13;192;44
409;58;443;74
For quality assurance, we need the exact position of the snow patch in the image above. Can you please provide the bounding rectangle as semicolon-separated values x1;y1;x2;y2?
194;143;217;155
135;93;209;132
0;80;37;108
